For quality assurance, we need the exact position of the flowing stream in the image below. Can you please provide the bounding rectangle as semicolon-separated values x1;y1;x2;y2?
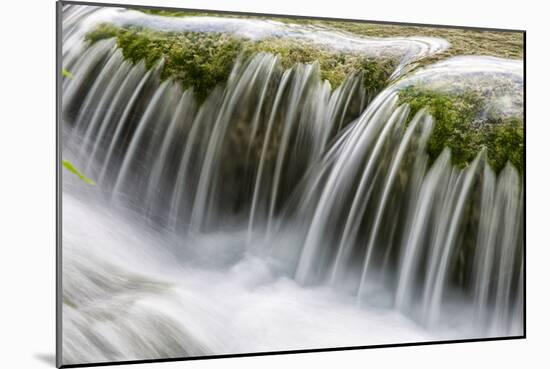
61;5;524;366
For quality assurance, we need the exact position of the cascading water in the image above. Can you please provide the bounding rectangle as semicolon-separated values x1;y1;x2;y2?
63;40;370;232
60;4;524;366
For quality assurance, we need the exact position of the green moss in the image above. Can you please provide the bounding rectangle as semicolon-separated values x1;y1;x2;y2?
84;20;522;174
136;8;523;61
313;21;523;62
139;9;208;17
398;86;523;173
240;38;396;91
86;24;243;101
357;57;396;97
482;116;524;173
85;24;396;101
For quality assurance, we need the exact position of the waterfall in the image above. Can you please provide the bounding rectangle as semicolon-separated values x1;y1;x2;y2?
61;8;523;361
63;41;369;233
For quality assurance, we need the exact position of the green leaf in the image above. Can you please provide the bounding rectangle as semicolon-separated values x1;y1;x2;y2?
62;160;96;185
62;68;74;79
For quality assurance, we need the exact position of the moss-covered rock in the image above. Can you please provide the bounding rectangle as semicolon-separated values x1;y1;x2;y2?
85;24;397;101
86;24;244;101
398;86;523;173
84;20;523;175
139;9;209;17
136;8;524;61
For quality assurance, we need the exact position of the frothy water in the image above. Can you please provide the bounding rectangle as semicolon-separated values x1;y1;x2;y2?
63;191;469;364
60;4;524;366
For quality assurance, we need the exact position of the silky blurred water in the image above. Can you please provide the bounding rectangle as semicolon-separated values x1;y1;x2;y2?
63;190;476;364
60;4;524;365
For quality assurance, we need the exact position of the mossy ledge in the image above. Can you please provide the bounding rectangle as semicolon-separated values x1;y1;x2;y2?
84;24;523;174
85;24;397;102
138;9;524;62
398;86;523;173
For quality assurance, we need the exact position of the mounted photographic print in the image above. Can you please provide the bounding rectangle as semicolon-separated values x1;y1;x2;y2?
57;1;525;367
